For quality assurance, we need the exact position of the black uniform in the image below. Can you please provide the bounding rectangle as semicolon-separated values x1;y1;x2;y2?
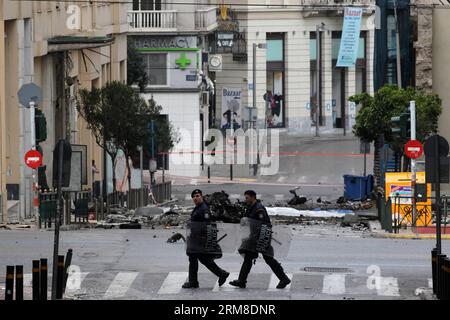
236;201;289;284
186;202;228;285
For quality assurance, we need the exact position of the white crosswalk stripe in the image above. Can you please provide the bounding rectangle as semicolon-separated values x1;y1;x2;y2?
4;271;424;299
158;272;188;295
322;274;346;295
267;273;293;291
376;277;400;297
213;272;240;292
104;272;138;299
229;194;240;199
66;272;90;293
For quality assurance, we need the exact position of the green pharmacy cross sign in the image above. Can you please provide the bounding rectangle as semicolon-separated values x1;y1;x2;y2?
175;53;191;70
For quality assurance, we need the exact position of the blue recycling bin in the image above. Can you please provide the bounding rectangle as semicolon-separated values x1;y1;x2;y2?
343;175;370;201
366;174;374;195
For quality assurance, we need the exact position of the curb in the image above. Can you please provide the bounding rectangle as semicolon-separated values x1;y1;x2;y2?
371;232;450;240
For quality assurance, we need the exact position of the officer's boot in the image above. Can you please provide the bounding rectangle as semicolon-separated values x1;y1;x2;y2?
229;255;253;288
264;256;291;289
182;256;199;288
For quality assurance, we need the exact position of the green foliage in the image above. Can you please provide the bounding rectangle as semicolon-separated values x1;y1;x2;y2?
77;81;178;187
350;84;442;147
127;43;148;91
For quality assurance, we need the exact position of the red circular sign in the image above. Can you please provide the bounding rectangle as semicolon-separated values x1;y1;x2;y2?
24;150;43;169
404;140;424;159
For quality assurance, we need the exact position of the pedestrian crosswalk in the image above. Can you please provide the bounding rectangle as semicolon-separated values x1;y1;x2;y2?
0;271;431;300
158;272;188;295
322;274;346;295
104;272;139;299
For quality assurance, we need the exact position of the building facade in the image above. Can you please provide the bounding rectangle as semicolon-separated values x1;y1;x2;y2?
127;0;218;177
0;0;129;222
212;0;376;136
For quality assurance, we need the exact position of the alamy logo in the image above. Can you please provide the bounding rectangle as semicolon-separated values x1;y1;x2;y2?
66;5;81;31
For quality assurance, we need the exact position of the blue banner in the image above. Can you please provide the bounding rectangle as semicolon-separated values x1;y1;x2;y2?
336;7;363;67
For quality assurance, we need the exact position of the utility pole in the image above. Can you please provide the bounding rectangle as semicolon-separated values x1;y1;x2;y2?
393;0;402;88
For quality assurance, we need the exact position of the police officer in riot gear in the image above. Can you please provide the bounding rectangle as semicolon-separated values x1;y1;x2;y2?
182;189;230;289
229;190;291;289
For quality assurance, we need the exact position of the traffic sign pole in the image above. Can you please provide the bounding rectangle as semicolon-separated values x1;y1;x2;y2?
410;101;417;228
29;101;38;229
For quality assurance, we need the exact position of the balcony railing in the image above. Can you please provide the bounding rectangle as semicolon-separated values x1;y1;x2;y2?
195;7;218;31
300;0;375;5
128;10;177;32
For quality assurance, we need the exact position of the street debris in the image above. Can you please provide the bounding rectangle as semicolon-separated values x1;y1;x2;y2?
167;232;186;243
203;191;245;223
91;190;375;232
267;207;354;218
119;220;142;229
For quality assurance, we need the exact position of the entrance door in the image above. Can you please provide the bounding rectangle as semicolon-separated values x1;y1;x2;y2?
332;66;345;130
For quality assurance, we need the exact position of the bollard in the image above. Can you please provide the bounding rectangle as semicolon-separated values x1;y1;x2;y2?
432;248;437;294
208;166;210;184
5;266;14;300
63;249;73;294
56;255;65;299
444;257;450;300
436;254;446;299
40;258;48;300
32;260;40;300
15;265;23;300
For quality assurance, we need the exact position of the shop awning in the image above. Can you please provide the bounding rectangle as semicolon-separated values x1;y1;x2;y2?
47;36;115;52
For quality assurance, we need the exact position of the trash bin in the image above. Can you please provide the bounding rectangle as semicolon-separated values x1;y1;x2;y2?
343;175;369;201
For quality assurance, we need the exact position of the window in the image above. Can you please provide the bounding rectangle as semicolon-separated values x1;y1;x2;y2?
310;32;323;125
143;53;167;86
267;40;283;61
266;33;285;128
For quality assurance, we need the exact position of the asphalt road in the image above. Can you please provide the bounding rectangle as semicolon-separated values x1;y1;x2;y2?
1;225;447;300
149;135;373;203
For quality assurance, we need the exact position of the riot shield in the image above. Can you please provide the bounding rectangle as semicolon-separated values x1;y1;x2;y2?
238;217;291;258
185;221;238;257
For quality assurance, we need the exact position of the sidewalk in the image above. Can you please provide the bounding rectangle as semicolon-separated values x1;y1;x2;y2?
371;228;450;240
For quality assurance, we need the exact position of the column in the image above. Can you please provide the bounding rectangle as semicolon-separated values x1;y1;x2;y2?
322;30;333;131
346;67;356;134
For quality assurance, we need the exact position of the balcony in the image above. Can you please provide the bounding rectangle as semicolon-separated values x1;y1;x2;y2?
300;0;375;4
128;10;177;32
299;0;375;16
195;7;218;32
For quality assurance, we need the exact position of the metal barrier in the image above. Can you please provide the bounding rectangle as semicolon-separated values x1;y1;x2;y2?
430;248;450;300
377;193;392;233
152;181;172;204
127;186;150;210
38;191;58;228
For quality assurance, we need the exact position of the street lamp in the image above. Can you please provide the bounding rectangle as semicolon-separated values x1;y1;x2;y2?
315;23;325;137
253;43;267;128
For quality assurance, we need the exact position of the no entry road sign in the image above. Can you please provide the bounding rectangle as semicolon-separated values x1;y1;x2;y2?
25;149;42;169
404;140;423;159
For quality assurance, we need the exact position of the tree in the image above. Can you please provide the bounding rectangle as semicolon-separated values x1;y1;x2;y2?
350;84;442;182
78;82;178;196
128;98;180;183
127;43;148;91
76;84;122;192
